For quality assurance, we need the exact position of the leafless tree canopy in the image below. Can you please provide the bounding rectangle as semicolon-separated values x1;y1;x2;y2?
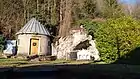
0;0;139;39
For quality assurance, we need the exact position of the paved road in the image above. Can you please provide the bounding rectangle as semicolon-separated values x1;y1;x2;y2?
0;64;140;79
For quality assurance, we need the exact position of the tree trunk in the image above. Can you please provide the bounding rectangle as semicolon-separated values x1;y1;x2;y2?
59;0;64;37
59;0;72;37
55;0;61;36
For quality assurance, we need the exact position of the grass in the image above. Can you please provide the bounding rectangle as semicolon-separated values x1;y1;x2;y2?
1;57;140;74
1;58;140;79
0;58;91;67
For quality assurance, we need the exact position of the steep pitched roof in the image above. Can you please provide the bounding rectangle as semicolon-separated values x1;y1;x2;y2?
16;18;50;36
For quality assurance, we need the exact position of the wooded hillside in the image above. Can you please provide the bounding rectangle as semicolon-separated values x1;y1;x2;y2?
1;0;140;64
0;0;128;39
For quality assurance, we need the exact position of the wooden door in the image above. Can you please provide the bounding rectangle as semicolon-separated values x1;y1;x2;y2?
30;39;39;55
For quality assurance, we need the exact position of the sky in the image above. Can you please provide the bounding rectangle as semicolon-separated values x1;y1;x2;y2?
119;0;137;4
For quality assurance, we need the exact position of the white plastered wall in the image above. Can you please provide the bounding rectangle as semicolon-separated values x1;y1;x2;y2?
17;34;50;56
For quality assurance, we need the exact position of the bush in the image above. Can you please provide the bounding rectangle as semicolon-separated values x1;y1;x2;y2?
94;16;140;63
81;17;140;63
77;19;100;38
0;35;5;53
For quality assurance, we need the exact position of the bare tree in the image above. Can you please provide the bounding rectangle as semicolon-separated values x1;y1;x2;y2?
133;1;140;19
0;0;24;39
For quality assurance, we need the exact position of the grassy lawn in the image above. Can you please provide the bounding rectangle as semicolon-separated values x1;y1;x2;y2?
1;58;140;79
1;57;140;74
0;58;91;67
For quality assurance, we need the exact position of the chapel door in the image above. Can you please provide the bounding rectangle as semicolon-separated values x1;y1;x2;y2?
30;39;39;55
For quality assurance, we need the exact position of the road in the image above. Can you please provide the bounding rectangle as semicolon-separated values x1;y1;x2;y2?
0;64;140;79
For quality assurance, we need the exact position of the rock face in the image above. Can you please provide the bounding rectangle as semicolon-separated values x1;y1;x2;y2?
52;28;100;61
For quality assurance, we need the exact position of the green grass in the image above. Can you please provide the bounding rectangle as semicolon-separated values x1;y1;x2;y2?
1;57;140;77
0;58;91;67
1;58;140;74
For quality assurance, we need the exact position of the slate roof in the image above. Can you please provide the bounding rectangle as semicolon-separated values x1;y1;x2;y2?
16;18;50;36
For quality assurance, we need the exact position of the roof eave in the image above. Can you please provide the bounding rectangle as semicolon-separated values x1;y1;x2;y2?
16;32;51;36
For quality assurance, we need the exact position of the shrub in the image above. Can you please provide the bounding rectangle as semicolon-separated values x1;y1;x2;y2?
77;19;100;38
0;35;5;53
95;16;140;63
81;16;140;63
